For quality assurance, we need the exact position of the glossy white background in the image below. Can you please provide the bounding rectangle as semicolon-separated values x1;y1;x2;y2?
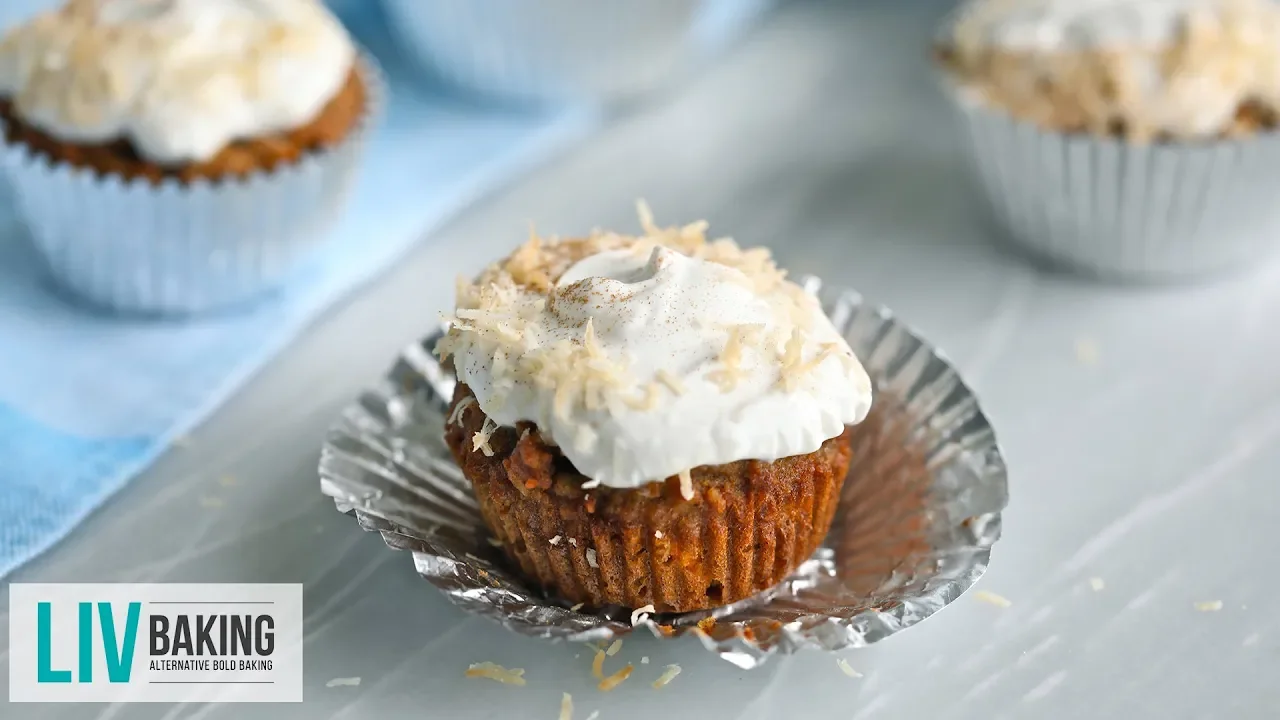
3;0;1280;718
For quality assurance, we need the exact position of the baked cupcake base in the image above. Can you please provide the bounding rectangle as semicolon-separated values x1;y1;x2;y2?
445;383;852;613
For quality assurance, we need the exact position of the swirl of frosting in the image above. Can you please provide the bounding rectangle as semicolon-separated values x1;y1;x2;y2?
440;216;874;490
0;0;355;164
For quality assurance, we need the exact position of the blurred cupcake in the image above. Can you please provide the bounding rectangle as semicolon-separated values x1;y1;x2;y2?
0;0;380;314
380;0;769;105
936;0;1280;280
438;206;873;612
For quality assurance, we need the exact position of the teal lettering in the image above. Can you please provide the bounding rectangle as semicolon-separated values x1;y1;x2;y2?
78;602;93;682
99;602;140;683
37;603;72;683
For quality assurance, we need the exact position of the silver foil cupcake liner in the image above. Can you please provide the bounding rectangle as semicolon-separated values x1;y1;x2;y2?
0;55;385;316
950;93;1280;281
380;0;771;105
318;277;1009;668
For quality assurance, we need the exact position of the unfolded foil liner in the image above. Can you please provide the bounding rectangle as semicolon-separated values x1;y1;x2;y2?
319;278;1009;668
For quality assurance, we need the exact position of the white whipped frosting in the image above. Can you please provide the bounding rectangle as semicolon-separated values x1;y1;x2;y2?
452;245;874;489
950;0;1280;138
0;0;355;164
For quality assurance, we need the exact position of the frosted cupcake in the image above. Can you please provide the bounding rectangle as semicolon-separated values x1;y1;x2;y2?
936;0;1280;279
438;207;873;612
0;0;380;314
380;0;770;105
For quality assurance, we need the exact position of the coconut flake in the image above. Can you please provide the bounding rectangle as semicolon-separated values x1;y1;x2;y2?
598;664;635;692
655;369;685;395
549;535;562;546
586;549;599;568
836;658;862;678
466;662;526;686
325;677;361;688
1194;600;1224;612
472;418;497;457
974;590;1012;608
1089;577;1105;591
559;692;573;720
631;604;656;626
678;470;694;501
651;664;682;689
447;395;476;426
606;639;623;657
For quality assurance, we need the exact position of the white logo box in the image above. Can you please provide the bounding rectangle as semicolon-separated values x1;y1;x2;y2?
9;583;303;703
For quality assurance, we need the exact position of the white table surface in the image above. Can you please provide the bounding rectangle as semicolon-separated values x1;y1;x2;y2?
5;0;1280;718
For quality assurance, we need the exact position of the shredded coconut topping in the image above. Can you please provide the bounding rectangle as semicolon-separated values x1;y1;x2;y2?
472;418;497;457
631;604;656;626
443;203;873;489
940;0;1280;140
448;395;476;426
586;549;599;568
0;0;356;163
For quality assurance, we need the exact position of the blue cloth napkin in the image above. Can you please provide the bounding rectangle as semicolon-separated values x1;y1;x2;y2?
0;2;596;578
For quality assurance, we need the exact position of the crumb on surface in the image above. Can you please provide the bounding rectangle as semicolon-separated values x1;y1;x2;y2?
466;662;526;686
559;692;573;720
325;677;361;688
598;664;634;692
974;590;1012;608
836;658;862;678
1075;337;1100;366
1194;600;1224;612
1089;577;1105;592
651;664;682;689
606;639;623;657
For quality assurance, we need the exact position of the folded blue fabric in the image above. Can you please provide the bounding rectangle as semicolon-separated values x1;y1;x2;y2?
0;1;596;577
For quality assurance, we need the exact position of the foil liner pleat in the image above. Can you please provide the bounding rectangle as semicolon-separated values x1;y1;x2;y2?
379;0;771;105
0;55;384;316
951;94;1280;281
319;279;1009;668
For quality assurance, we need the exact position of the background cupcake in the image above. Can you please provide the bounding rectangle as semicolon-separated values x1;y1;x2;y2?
0;0;380;314
379;0;771;105
936;0;1280;281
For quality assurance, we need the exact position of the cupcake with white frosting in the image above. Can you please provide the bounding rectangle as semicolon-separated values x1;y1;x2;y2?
936;0;1280;280
439;205;873;613
0;0;380;314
